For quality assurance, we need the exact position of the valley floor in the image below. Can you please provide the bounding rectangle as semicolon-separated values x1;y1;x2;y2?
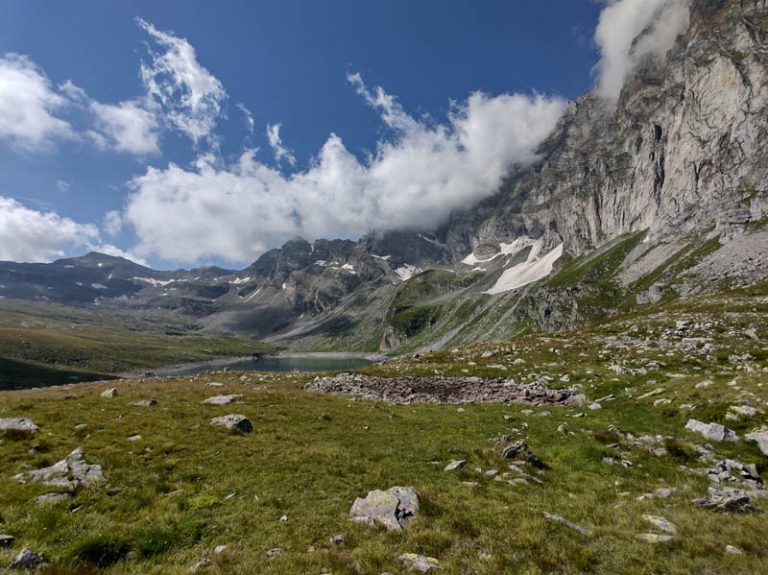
1;287;767;574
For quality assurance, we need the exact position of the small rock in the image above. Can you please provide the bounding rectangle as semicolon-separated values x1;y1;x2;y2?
129;399;157;407
642;514;677;535
587;402;602;410
543;512;592;536
0;534;15;547
279;515;288;522
203;395;239;405
330;533;345;545
210;414;253;433
189;558;210;573
206;382;225;387
9;548;47;569
350;486;419;531
400;553;440;572
101;388;118;398
266;548;282;558
127;434;142;442
34;492;73;504
444;460;466;472
685;419;738;442
725;545;744;555
213;545;227;554
639;533;673;544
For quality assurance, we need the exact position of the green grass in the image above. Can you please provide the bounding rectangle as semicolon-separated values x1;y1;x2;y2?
1;287;767;573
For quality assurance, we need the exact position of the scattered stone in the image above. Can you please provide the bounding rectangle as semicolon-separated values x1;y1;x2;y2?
213;545;227;554
34;492;73;504
189;558;210;573
127;434;142;442
694;488;754;513
400;553;440;573
266;548;282;558
497;438;546;469
707;459;762;488
725;545;744;555
0;534;15;547
587;402;602;410
639;533;673;544
9;548;47;569
543;512;592;536
685;419;738;442
306;374;585;406
745;430;768;456
695;380;713;389
202;395;239;405
129;399;157;407
350;486;419;531
100;388;118;398
637;488;674;501
642;515;677;535
210;414;253;433
637;388;665;400
279;515;288;522
444;460;466;472
206;382;225;387
330;533;345;546
13;448;105;490
0;417;39;436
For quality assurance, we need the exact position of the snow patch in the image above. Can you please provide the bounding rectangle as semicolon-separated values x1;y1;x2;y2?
75;282;83;287
91;283;108;290
340;263;356;273
245;288;262;302
461;237;536;266
370;254;391;261
395;264;421;281
134;277;175;287
232;276;252;285
485;243;563;295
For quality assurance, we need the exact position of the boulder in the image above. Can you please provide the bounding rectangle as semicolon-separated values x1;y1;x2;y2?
745;430;768;456
9;548;47;569
685;419;738;442
642;515;677;535
400;553;440;572
101;388;118;398
350;486;419;531
12;448;105;490
210;414;253;433
0;417;39;436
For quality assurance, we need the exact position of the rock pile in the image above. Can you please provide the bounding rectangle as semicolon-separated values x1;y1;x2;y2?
12;448;104;490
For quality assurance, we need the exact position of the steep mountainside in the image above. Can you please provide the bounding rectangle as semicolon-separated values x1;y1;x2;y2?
1;0;766;355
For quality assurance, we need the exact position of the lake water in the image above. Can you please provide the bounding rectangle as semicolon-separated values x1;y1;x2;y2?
165;355;374;376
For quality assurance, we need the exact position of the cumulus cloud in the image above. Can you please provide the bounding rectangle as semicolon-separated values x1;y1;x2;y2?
137;18;226;143
91;99;160;155
87;242;149;266
0;196;98;262
123;76;566;264
237;102;255;134
594;0;691;102
0;54;74;151
102;210;123;236
266;123;296;167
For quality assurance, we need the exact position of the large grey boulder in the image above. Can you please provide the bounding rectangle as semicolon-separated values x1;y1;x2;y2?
12;448;105;490
0;417;38;436
685;419;738;442
210;414;253;433
350;486;419;531
745;430;768;456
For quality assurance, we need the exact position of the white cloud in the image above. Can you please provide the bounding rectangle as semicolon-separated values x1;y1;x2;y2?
56;180;70;193
266;123;296;166
102;210;123;236
91;99;160;155
237;102;255;134
0;196;98;262
137;18;226;143
0;54;74;151
87;242;149;266
594;0;691;102
123;76;566;264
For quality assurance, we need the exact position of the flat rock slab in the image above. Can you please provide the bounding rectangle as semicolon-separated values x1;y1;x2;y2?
350;486;419;531
12;448;105;490
203;395;240;405
685;419;738;442
0;417;38;435
210;414;253;433
307;375;585;405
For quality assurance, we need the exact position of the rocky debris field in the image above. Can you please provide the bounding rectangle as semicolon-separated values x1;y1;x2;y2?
306;373;586;405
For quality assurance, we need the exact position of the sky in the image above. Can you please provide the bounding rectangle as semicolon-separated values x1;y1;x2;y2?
0;0;692;269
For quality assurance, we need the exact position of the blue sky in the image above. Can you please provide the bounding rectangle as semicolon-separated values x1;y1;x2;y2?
0;0;690;268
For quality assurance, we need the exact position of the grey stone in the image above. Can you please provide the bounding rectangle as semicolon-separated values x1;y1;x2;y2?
685;419;738;442
350;486;419;531
129;399;157;407
267;548;282;558
725;545;744;555
189;558;210;573
444;460;466;472
400;553;440;572
745;430;768;456
34;492;73;504
203;395;239;405
694;488;754;513
0;417;39;435
101;388;118;398
543;512;592;536
210;414;252;433
9;548;47;569
13;448;104;490
0;534;15;547
639;533;673;544
642;514;677;535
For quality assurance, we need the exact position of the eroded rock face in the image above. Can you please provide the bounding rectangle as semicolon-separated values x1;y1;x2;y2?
210;414;253;433
12;448;105;490
350;486;419;531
